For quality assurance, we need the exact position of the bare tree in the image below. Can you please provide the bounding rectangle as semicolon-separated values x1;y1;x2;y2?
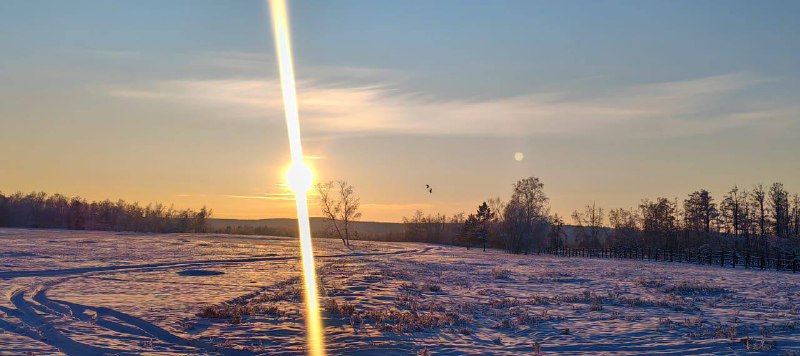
572;202;605;249
402;210;449;243
502;177;550;254
721;186;741;237
315;180;361;247
752;184;767;237
548;213;566;249
608;208;641;247
792;193;800;238
740;188;753;243
639;197;678;249
487;197;506;222
487;197;506;247
768;182;790;238
751;183;768;254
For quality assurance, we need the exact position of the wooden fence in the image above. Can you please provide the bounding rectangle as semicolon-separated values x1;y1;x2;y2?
536;247;799;273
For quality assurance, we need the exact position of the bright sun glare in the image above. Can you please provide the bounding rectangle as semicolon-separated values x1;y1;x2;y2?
285;162;314;193
269;0;326;355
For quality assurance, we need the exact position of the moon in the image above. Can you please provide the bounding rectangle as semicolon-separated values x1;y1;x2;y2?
514;152;524;161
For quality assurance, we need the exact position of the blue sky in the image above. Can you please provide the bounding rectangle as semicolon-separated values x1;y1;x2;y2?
1;0;799;221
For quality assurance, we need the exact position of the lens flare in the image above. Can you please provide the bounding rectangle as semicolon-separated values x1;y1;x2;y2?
268;0;325;355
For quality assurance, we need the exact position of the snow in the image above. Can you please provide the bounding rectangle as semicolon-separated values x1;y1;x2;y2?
1;227;799;355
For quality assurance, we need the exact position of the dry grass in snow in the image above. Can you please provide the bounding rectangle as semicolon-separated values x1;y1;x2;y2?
1;228;800;355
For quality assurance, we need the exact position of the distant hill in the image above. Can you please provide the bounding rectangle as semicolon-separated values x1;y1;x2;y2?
208;218;612;246
208;217;405;237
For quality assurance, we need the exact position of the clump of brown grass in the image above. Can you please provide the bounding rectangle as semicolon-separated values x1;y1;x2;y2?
399;282;444;295
488;297;522;309
492;307;551;329
197;303;282;324
688;324;739;340
383;268;414;280
477;288;505;297
528;294;552;305
589;300;603;311
616;294;697;312
454;301;481;314
253;285;302;303
634;277;667;289
399;282;422;296
396;292;418;309
742;327;776;351
423;283;443;293
363;308;470;333
662;281;729;296
491;268;512;280
715;325;737;339
323;299;356;316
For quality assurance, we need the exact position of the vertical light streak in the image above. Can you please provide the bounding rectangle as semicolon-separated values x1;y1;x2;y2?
268;1;325;355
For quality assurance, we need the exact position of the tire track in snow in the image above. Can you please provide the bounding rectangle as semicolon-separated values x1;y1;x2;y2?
0;246;440;279
9;287;118;355
0;245;440;354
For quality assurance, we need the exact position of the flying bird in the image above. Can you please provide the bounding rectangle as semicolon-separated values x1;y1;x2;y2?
425;185;433;194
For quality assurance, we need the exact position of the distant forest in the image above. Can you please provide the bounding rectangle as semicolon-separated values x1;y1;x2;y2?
400;180;800;258
0;191;211;233
3;181;800;259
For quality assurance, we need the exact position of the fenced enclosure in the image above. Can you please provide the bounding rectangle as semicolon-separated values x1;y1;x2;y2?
537;247;799;273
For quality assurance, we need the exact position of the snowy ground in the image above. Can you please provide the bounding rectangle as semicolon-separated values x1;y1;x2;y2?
1;228;799;355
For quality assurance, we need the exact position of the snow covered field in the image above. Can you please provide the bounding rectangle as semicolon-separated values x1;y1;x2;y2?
1;228;799;355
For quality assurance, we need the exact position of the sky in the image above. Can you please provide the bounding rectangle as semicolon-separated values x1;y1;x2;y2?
1;0;799;222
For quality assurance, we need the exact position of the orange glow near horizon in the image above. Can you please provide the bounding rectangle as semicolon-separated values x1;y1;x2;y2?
269;0;325;355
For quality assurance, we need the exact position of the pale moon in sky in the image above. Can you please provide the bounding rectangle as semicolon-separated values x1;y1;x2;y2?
514;152;524;161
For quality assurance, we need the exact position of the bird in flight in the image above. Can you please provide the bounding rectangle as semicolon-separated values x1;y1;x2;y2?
425;184;432;194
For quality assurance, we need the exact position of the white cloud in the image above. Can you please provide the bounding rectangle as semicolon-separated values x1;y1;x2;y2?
107;71;795;138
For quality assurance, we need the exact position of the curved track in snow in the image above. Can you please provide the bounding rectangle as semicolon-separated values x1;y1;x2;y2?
0;234;436;355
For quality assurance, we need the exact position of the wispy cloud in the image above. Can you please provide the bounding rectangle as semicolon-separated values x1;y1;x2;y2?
361;202;434;209
106;71;795;138
224;192;296;201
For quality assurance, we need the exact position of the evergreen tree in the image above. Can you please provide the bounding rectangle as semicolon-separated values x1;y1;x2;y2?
462;202;495;251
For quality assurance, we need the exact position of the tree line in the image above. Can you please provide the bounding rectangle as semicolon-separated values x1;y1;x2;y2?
396;178;800;256
0;191;211;233
4;179;797;257
404;177;552;254
591;183;800;255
